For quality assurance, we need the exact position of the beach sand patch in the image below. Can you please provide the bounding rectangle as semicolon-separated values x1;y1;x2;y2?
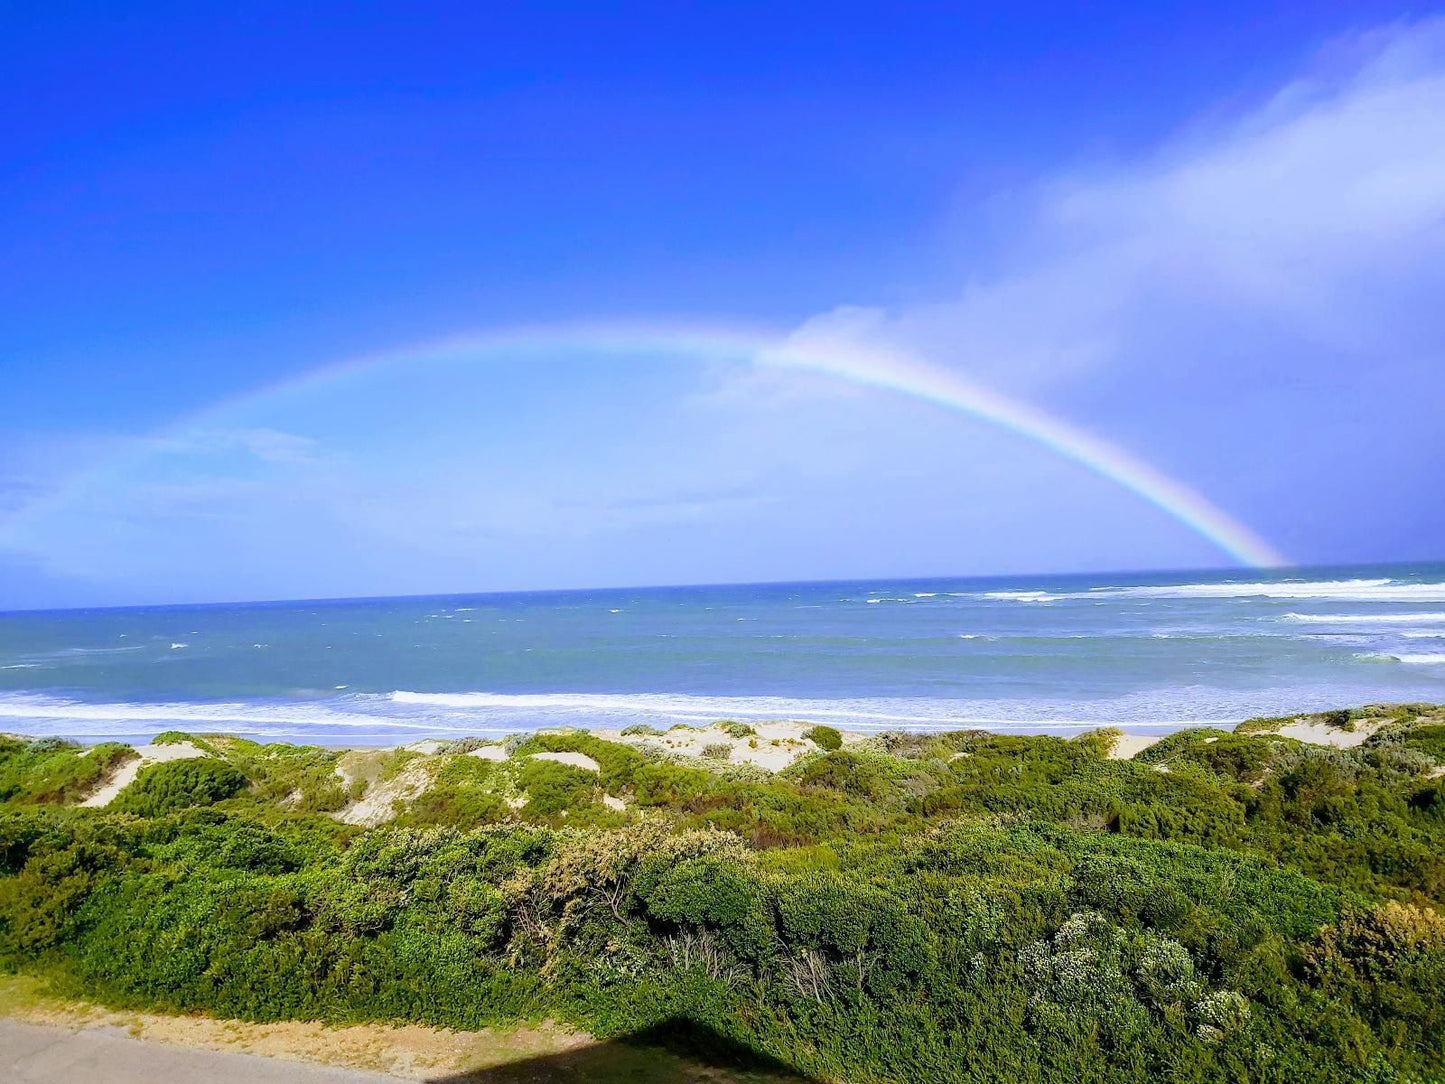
529;750;600;772
1275;719;1382;748
1106;733;1165;760
334;760;433;827
596;720;816;772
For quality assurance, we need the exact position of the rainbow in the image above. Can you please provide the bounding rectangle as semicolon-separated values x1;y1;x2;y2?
3;321;1285;567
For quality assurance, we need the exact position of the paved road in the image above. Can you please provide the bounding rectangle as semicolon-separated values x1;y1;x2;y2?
0;1019;403;1083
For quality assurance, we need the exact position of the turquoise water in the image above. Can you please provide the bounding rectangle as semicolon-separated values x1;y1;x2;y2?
3;563;1445;744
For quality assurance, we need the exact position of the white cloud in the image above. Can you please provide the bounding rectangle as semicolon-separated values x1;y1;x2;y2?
787;19;1445;561
805;18;1445;393
149;427;324;465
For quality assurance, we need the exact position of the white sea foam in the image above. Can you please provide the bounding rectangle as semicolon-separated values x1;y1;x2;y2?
4;681;1441;743
1088;579;1445;602
0;694;339;725
963;579;1445;604
170;643;189;650
18;646;146;660
1282;612;1445;624
0;692;469;734
1403;631;1445;639
1354;652;1445;664
390;689;1033;726
0;688;1095;734
383;689;1290;730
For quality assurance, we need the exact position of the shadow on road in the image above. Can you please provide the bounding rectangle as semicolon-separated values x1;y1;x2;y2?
425;1017;814;1083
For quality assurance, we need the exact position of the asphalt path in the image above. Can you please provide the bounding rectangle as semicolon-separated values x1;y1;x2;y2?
0;1019;403;1083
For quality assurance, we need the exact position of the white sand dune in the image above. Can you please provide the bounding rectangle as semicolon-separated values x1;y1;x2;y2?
595;719;819;771
529;750;600;771
1275;719;1380;748
1106;733;1164;760
334;760;434;827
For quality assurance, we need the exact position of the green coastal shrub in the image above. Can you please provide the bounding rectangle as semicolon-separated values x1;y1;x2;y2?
1403;724;1445;763
0;738;136;805
804;725;843;751
112;758;248;817
519;759;604;822
386;754;510;829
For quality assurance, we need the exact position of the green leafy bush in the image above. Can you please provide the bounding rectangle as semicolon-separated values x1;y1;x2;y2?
803;725;843;751
0;738;136;805
1403;724;1445;763
112;758;248;817
518;759;602;821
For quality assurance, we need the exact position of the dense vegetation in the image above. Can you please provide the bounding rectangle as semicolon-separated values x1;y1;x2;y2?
1;705;1443;1082
110;757;250;817
0;737;134;805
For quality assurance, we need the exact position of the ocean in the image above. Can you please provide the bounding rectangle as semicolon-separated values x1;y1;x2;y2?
3;563;1445;745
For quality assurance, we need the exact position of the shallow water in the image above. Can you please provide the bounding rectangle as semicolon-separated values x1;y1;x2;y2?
3;563;1444;744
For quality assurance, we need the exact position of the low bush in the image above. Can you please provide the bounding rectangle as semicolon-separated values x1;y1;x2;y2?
0;738;136;805
804;725;843;751
719;722;757;739
112;758;249;817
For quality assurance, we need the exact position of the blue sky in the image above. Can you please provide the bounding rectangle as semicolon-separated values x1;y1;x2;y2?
2;2;1443;607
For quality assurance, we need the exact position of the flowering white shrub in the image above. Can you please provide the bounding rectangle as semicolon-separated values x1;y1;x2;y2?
1195;990;1252;1042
